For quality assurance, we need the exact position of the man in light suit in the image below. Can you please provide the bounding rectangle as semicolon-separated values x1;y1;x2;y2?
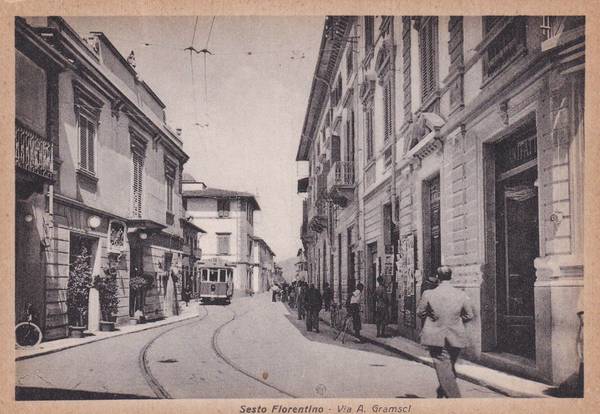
416;266;474;398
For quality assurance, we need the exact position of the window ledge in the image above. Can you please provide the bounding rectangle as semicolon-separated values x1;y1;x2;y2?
76;168;98;183
541;26;585;52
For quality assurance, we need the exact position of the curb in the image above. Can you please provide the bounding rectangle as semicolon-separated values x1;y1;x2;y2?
15;312;201;362
318;314;547;399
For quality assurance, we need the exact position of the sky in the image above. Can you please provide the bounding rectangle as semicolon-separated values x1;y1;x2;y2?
66;16;323;261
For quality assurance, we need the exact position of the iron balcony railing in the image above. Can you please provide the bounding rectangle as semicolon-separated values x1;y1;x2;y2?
15;121;54;180
327;160;355;191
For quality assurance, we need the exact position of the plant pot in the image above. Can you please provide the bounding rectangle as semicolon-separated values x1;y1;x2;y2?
68;326;86;338
99;321;116;332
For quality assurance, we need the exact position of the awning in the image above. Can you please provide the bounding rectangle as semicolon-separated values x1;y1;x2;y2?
126;218;166;233
179;218;206;233
297;177;309;193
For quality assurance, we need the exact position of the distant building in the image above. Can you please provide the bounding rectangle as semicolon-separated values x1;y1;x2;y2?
15;17;190;339
182;183;260;295
251;237;276;293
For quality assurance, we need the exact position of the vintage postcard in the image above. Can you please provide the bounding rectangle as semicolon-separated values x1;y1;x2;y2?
1;1;597;413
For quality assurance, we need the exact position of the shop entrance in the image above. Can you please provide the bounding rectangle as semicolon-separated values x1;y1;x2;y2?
366;242;378;323
494;125;538;359
423;174;441;282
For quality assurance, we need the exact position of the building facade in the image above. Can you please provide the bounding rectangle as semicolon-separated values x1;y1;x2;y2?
15;17;190;339
182;184;260;295
297;16;584;384
251;237;275;293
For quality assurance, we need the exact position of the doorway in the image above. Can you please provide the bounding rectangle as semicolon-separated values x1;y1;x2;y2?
423;174;441;282
366;242;378;323
493;123;538;359
347;227;356;299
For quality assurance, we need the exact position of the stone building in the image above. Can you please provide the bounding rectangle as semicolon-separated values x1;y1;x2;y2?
182;184;260;295
15;17;190;339
251;237;276;293
297;16;584;384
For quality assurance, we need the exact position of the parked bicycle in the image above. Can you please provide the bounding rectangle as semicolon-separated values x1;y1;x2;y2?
330;302;352;344
15;303;43;348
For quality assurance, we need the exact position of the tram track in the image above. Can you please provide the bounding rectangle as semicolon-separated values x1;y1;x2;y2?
139;300;296;399
138;305;209;399
209;305;298;398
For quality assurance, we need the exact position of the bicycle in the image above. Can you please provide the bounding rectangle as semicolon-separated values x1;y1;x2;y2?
334;312;354;344
15;303;43;348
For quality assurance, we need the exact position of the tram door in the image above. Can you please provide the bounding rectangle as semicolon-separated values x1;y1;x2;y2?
495;127;538;359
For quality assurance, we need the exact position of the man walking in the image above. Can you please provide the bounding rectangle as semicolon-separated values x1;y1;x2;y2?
297;281;307;320
305;283;322;332
374;276;388;337
416;266;474;398
348;283;364;342
322;282;333;312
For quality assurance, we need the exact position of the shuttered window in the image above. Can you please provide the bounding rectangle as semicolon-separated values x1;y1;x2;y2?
364;16;375;51
217;233;231;255
164;160;176;213
419;17;438;104
166;176;174;212
383;79;393;142
217;199;230;218
132;151;144;218
365;106;374;161
78;112;96;173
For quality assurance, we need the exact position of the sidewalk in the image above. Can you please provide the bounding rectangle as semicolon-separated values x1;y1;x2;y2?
15;302;203;361
318;309;552;398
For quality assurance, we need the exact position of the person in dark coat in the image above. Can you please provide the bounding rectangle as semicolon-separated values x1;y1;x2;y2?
374;276;388;337
182;285;191;307
305;283;322;333
297;281;307;320
322;282;333;312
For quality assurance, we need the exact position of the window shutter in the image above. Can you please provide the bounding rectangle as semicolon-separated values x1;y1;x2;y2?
87;121;95;172
132;152;144;218
218;234;230;255
383;81;392;142
79;116;88;170
419;17;438;102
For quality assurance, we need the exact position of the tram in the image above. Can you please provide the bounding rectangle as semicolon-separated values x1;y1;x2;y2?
195;257;234;304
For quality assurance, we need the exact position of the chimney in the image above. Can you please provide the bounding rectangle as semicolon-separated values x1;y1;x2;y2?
176;128;182;137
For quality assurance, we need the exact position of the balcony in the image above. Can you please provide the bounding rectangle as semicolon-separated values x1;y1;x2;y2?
327;160;355;206
308;198;327;233
15;121;54;181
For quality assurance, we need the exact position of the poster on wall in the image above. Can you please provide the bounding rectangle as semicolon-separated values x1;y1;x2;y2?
384;254;394;293
397;233;416;328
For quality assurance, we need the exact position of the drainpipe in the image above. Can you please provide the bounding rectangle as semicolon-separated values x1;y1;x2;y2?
313;74;336;256
390;23;399;229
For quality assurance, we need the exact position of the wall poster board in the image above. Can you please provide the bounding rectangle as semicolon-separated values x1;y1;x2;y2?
397;233;416;328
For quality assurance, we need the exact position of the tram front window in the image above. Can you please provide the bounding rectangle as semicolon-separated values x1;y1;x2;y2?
209;269;218;282
219;269;227;282
201;269;208;281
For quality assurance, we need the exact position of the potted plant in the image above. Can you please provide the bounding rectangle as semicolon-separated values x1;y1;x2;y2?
129;272;155;324
67;247;93;338
93;266;120;331
129;275;146;324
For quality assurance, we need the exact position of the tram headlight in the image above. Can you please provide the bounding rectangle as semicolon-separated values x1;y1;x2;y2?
211;284;216;291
